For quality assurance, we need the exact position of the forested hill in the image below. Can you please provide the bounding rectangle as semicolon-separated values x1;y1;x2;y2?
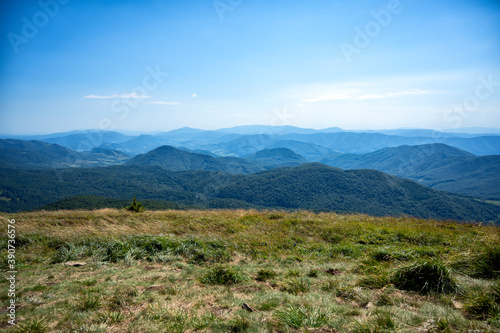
125;145;263;174
215;163;500;222
1;164;498;223
319;144;500;199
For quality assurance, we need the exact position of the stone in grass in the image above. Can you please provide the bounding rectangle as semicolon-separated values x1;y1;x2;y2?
325;268;342;275
64;261;87;267
241;303;256;312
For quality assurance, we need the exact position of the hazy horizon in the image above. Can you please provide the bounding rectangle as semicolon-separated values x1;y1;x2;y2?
1;0;499;135
3;124;500;137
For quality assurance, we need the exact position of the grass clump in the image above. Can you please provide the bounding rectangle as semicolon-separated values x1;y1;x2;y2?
228;315;251;332
16;317;50;333
199;264;248;286
274;304;330;329
390;259;458;295
75;293;102;311
281;278;310;295
357;273;390;289
464;289;500;320
473;246;500;279
255;268;277;282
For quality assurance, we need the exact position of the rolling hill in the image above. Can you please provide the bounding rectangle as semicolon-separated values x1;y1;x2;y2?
0;139;130;169
319;144;500;199
125;145;264;174
246;148;309;169
1;163;499;223
215;163;500;222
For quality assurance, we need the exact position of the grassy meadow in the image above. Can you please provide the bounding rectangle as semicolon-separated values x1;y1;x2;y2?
1;209;500;332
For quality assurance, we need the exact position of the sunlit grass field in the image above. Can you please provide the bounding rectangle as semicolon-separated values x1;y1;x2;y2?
1;209;499;332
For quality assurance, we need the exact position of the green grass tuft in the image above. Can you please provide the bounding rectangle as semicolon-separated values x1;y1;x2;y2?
199;264;248;286
464;289;500;320
280;278;310;295
16;317;50;333
391;259;458;295
255;268;277;282
473;246;500;279
274;304;330;329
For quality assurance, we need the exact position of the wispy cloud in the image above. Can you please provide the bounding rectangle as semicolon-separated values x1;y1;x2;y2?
83;93;151;99
149;101;181;105
191;93;197;98
300;89;432;103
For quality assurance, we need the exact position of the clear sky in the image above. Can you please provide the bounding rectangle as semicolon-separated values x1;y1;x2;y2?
1;0;499;134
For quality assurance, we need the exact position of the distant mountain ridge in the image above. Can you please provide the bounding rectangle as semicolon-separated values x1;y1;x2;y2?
4;126;497;157
1;136;499;199
319;143;500;199
247;148;309;169
0;139;130;169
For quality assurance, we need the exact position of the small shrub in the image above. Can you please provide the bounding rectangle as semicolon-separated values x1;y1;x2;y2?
199;265;248;286
127;196;145;213
391;260;458;295
255;268;277;282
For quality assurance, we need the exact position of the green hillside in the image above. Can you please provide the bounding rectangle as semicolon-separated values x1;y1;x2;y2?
126;145;263;174
247;148;309;169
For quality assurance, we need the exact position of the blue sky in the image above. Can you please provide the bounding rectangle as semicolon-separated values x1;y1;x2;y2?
1;0;499;134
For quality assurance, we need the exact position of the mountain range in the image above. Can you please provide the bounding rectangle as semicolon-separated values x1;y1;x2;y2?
1;126;499;221
5;126;500;157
